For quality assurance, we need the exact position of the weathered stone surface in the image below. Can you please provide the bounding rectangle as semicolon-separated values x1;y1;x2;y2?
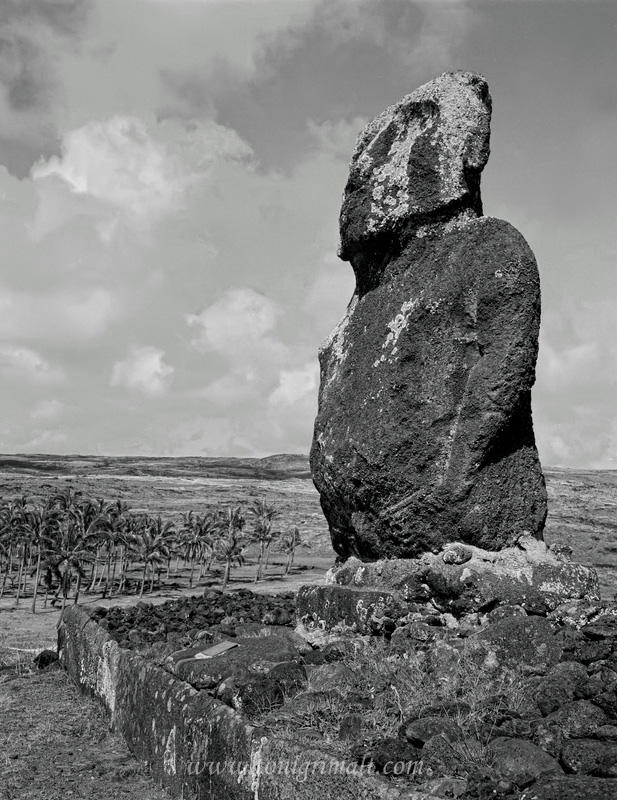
544;700;609;738
311;71;548;560
418;537;599;615
476;616;563;672
165;635;301;690
522;776;617;800
328;556;430;601
296;583;409;635
338;71;490;265
560;738;617;776
400;715;463;746
304;539;600;631
531;722;565;759
414;778;467;798
61;605;429;800
489;737;563;787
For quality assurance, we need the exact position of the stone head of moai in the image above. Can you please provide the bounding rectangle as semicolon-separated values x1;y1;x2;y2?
310;71;548;562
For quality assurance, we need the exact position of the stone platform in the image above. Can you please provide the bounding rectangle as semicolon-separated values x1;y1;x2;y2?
297;536;600;636
58;605;424;799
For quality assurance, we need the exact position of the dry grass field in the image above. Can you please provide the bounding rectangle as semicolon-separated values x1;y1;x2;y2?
0;454;616;799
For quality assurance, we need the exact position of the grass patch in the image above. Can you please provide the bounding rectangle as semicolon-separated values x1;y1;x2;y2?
255;636;528;774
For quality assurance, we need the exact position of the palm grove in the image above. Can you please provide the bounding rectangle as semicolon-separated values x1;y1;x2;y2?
0;490;308;612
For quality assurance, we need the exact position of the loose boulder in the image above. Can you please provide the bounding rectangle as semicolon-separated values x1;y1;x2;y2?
310;70;547;560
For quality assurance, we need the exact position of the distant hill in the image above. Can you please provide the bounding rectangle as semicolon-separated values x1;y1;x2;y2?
0;453;313;482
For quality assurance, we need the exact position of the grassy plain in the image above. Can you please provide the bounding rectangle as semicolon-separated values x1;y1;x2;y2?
0;454;616;799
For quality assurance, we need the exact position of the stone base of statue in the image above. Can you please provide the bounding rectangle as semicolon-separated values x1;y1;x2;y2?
296;536;600;636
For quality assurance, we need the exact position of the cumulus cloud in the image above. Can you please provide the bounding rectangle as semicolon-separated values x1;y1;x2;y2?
187;287;281;354
29;116;252;242
0;286;116;342
31;116;192;240
0;345;64;383
187;288;289;404
183;286;320;453
111;346;174;396
268;362;319;409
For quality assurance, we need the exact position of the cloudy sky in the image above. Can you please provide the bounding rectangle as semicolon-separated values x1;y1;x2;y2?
0;0;615;467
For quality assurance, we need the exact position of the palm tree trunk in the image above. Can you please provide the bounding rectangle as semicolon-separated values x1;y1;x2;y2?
22;544;30;598
255;542;265;582
120;549;130;594
222;558;231;591
189;557;195;588
88;547;100;591
57;583;68;628
104;550;113;596
139;561;148;598
43;565;53;608
73;571;82;605
109;553;118;598
0;553;9;598
264;543;271;575
14;548;24;605
31;547;42;613
97;551;110;590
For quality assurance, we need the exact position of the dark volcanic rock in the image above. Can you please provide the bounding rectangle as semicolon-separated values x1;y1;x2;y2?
476;616;563;672
489;737;563;787
310;70;547;560
524;776;617;800
33;649;59;669
560;738;617;776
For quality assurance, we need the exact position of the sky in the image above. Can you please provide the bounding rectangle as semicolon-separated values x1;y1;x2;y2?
0;0;615;467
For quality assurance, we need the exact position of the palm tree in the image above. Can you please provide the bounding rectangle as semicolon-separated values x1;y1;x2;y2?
22;499;59;613
0;506;11;599
95;500;131;598
135;515;176;598
196;512;217;579
8;496;30;604
42;514;97;618
278;526;310;574
118;512;145;595
216;506;246;591
248;499;279;582
180;511;201;588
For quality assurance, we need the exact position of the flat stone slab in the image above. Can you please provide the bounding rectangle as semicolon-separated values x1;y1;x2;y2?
297;584;410;635
165;635;302;689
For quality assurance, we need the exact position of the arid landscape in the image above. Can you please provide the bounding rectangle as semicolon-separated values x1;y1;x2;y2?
1;455;617;799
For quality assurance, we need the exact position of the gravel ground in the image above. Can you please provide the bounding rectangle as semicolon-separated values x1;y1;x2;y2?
0;666;170;800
